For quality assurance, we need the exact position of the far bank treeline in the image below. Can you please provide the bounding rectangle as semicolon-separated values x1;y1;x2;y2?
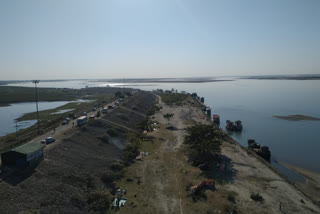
0;86;130;106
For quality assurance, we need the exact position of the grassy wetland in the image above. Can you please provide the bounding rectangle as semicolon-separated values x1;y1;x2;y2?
0;86;132;152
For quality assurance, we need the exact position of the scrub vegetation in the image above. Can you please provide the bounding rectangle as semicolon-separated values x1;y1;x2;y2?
0;86;131;106
155;89;188;105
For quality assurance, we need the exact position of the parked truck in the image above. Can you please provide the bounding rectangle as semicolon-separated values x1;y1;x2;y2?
77;116;87;126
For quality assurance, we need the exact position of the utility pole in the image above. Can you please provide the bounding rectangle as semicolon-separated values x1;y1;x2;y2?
15;119;19;143
32;80;40;133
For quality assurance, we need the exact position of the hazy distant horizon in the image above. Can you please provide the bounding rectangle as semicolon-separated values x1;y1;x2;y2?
1;73;320;83
1;0;320;80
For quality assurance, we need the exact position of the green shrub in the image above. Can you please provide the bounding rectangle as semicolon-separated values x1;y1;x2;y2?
250;193;264;202
228;194;235;203
110;162;124;171
101;172;123;185
123;144;140;164
146;109;155;116
97;135;109;144
126;178;134;182
159;93;188;105
137;118;150;130
115;91;125;99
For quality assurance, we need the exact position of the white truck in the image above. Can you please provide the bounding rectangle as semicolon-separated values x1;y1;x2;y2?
77;116;87;126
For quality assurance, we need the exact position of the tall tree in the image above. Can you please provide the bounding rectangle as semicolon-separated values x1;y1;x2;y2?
184;124;223;156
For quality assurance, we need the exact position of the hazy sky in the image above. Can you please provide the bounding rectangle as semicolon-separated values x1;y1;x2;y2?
1;0;319;80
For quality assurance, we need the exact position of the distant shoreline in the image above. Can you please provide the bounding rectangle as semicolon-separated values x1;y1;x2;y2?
93;79;234;83
242;74;320;80
273;114;320;121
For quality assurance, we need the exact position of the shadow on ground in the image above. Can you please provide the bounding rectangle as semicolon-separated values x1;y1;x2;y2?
1;166;36;186
201;154;237;184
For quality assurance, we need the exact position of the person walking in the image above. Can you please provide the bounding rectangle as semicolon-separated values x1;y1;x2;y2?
116;197;120;211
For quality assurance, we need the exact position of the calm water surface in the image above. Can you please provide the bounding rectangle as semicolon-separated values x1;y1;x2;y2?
0;101;72;137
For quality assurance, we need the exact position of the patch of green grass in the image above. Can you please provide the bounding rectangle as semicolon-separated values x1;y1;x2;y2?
0;86;133;106
0;86;81;105
158;92;188;105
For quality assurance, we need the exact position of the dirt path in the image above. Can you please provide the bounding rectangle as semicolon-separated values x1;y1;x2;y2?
119;98;209;214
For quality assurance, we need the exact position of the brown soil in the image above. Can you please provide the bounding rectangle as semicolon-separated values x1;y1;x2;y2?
117;95;320;214
0;91;156;214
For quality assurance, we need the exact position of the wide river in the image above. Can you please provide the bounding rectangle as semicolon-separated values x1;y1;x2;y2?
5;79;320;175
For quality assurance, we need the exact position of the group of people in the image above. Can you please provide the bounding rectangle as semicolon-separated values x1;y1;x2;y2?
111;188;127;211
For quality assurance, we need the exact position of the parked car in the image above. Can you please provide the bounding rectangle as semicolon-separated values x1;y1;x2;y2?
83;112;87;116
70;114;77;119
93;107;97;111
46;137;56;144
41;140;46;145
62;120;68;125
65;117;70;122
102;108;108;114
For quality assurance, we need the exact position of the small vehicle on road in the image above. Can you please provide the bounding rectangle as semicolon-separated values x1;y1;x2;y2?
45;137;56;144
61;120;68;125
